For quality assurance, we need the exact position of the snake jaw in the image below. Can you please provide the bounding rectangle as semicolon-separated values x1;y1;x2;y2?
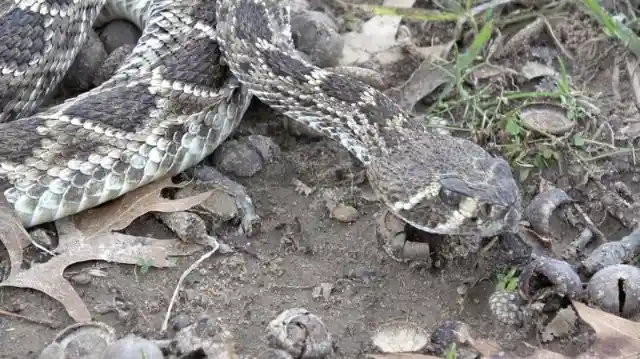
382;192;521;238
368;132;522;238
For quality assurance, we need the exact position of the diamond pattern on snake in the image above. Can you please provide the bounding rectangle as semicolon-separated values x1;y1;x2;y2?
0;0;522;260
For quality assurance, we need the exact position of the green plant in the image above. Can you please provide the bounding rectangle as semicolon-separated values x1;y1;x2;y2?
496;267;519;292
446;342;458;359
136;258;154;275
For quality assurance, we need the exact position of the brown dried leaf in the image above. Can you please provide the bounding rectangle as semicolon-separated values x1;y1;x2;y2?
0;176;212;322
384;59;454;112
573;301;640;359
0;196;29;276
74;176;212;233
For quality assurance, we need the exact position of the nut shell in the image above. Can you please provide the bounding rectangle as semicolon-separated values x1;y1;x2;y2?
519;256;583;300
587;264;640;317
267;308;334;359
489;290;525;326
370;321;429;353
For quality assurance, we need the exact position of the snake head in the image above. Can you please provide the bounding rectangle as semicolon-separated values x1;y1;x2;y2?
368;130;521;237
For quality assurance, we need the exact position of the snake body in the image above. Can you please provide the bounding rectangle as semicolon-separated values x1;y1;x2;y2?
0;0;522;238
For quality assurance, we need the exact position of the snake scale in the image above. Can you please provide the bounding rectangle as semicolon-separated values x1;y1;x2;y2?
0;0;521;238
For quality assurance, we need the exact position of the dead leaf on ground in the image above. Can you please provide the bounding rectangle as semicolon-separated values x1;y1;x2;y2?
0;196;29;276
74;176;212;233
0;176;214;322
384;59;454;112
573;301;640;359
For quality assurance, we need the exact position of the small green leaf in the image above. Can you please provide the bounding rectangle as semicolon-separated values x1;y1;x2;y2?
572;134;585;147
446;343;458;359
505;119;521;136
541;148;554;159
505;278;518;292
534;154;547;168
136;258;153;275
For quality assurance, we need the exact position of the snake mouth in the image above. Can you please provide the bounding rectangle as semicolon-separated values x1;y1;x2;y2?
472;204;521;237
389;199;521;238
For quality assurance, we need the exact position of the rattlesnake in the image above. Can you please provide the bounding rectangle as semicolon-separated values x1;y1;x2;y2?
0;0;521;239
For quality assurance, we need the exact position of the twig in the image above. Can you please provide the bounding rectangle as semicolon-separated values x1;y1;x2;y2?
572;202;606;242
26;229;57;257
269;284;317;290
0;309;59;329
161;240;220;332
542;16;574;61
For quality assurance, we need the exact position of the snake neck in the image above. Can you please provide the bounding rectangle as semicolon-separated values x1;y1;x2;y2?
214;0;433;166
278;107;424;166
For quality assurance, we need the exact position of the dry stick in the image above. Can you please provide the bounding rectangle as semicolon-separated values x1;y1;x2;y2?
161;240;220;332
0;309;59;329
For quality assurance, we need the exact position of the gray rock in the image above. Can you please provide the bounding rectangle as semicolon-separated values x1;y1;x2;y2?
171;314;192;331
212;135;280;177
62;30;107;95
98;20;142;53
291;11;343;68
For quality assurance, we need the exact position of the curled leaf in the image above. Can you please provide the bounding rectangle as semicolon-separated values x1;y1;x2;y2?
573;301;640;359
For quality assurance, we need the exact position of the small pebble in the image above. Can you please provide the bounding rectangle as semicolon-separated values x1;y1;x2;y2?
291;10;343;68
70;272;92;285
172;314;192;331
62;29;107;95
332;204;359;222
147;300;161;313
174;316;237;358
198;190;239;221
212;135;280;177
98;20;142;53
519;103;575;135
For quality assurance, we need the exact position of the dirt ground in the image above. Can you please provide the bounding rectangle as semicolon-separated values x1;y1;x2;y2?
2;1;640;358
1;100;517;358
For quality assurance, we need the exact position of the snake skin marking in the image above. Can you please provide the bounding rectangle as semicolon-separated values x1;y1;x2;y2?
216;0;521;237
0;0;255;227
1;0;521;239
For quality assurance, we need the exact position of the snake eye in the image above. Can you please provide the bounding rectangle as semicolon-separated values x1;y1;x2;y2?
439;188;462;206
